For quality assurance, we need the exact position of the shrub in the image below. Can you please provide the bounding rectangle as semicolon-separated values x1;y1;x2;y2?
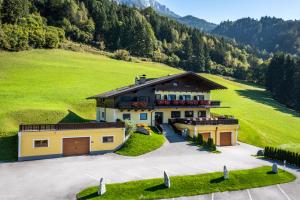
113;49;131;61
205;138;216;151
28;28;46;48
197;134;203;145
45;26;64;48
125;120;135;135
1;24;29;51
264;146;300;167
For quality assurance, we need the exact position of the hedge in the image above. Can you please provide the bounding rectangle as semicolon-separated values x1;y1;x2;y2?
264;146;300;167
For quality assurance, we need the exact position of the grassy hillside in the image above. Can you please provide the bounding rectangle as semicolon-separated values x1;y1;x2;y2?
1;49;300;161
204;74;300;152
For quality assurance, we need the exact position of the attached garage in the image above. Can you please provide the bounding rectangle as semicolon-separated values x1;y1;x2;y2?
63;137;90;156
220;132;232;146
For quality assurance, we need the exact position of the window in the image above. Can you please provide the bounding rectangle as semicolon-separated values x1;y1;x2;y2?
123;113;131;120
34;140;48;148
102;136;114;143
198;111;207;118
163;95;168;100
140;113;148;120
194;95;205;100
184;95;192;100
155;94;161;100
171;111;181;118
179;95;184;100
168;94;176;101
185;111;194;118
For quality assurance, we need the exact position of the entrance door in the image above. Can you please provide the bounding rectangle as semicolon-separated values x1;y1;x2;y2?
220;132;232;146
155;112;164;125
63;137;90;156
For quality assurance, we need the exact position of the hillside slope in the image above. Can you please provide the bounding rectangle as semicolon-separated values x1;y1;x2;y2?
0;49;300;160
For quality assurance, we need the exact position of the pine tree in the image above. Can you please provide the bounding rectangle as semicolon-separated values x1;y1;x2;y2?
1;0;30;24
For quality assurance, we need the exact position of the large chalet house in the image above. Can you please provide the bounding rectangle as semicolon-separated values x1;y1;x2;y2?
89;72;239;146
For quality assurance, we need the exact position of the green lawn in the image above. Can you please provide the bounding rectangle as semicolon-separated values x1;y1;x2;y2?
1;49;300;161
76;166;295;200
203;74;300;152
116;130;165;156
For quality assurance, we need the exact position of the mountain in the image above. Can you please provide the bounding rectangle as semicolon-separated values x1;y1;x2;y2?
115;0;216;32
178;15;217;32
115;0;180;18
212;17;300;56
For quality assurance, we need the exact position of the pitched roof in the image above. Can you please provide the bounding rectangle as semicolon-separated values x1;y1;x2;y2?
87;72;227;99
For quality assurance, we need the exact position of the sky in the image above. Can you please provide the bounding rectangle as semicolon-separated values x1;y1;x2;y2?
157;0;300;24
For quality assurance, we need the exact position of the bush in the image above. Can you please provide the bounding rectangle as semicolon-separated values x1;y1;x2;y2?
113;49;131;61
264;146;300;167
125;120;135;136
196;134;204;145
1;24;29;51
205;138;216;151
45;26;65;48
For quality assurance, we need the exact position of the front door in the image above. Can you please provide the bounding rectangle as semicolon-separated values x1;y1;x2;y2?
155;112;164;125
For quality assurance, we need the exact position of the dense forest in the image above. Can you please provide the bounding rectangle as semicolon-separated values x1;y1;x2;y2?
213;17;300;56
0;0;269;84
266;53;300;112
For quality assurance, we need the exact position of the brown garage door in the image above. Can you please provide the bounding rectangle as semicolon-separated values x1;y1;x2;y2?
200;132;210;141
63;137;90;156
220;132;232;146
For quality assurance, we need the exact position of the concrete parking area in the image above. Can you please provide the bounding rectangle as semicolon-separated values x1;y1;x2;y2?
0;127;299;200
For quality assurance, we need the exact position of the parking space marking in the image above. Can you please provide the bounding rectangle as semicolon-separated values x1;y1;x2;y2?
247;189;253;200
211;193;214;200
277;184;292;200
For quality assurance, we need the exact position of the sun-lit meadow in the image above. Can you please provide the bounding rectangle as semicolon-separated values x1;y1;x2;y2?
1;49;300;160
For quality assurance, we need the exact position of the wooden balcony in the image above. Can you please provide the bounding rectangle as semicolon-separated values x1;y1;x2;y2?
19;122;125;132
155;100;221;108
169;116;238;126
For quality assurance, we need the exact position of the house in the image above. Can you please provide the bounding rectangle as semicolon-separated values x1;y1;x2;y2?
88;72;239;146
18;122;126;161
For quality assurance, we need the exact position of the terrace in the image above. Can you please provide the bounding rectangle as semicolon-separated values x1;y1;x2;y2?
169;115;238;126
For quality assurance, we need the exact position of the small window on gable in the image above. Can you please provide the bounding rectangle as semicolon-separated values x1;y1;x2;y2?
34;140;48;148
123;113;131;120
155;94;161;100
103;136;114;143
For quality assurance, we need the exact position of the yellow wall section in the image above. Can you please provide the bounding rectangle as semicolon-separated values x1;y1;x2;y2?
174;123;239;146
19;128;125;158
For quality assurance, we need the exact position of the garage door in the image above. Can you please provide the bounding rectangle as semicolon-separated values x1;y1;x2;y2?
220;132;232;146
63;137;90;156
200;132;210;141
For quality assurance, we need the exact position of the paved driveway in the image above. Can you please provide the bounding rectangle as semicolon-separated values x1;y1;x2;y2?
0;126;299;200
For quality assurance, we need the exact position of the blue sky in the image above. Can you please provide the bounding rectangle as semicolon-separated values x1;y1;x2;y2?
157;0;300;24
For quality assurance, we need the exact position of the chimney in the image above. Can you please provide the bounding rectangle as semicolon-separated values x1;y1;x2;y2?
135;75;147;85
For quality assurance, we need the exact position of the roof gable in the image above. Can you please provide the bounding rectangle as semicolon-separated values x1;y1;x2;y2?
87;72;226;99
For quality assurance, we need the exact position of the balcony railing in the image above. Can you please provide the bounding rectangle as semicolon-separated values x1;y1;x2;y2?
19;122;125;132
169;117;238;126
155;100;221;107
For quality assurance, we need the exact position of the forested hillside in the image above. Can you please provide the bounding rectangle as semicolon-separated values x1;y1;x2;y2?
213;17;300;56
0;0;268;83
266;53;300;112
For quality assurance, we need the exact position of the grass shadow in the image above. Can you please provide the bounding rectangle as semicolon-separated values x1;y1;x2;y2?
236;89;300;118
210;176;225;184
145;183;167;192
0;134;18;162
77;192;99;200
59;110;92;123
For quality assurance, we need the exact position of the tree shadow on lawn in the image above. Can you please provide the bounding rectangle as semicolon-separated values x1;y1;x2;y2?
145;183;167;192
59;110;92;123
236;89;300;118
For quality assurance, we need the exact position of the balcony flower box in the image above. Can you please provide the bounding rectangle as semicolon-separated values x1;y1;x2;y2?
178;100;186;105
172;100;180;105
132;101;148;108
